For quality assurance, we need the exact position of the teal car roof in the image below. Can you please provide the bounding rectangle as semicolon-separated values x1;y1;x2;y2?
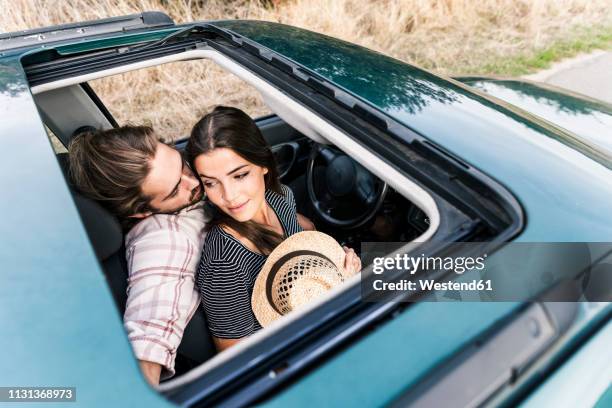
0;18;609;406
0;56;171;407
211;20;612;241
261;302;520;407
6;19;612;239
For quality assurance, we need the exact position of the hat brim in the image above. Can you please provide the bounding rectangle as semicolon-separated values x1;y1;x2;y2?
251;231;349;327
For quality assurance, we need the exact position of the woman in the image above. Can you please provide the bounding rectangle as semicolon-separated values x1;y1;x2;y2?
186;106;360;351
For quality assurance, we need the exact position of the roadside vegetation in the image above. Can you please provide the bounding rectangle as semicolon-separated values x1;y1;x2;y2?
2;0;611;138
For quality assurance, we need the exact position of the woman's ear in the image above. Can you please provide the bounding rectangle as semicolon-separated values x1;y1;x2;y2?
262;167;269;175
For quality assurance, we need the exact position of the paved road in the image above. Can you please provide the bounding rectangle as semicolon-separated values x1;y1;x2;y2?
523;50;612;104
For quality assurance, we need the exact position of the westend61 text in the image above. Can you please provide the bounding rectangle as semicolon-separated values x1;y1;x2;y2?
373;279;493;292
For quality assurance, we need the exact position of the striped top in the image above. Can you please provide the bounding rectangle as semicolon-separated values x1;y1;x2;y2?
196;185;302;339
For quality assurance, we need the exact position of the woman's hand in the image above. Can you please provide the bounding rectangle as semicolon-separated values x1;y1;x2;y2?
297;213;316;231
342;246;362;276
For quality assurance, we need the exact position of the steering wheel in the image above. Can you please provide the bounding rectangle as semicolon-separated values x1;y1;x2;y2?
306;143;388;229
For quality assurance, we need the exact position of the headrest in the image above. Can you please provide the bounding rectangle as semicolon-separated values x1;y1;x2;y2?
72;192;123;261
56;153;123;261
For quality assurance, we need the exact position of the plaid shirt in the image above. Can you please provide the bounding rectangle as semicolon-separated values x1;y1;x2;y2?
124;203;206;379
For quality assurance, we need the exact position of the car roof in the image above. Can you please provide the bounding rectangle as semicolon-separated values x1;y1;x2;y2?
0;12;174;52
0;16;610;405
3;19;612;240
258;302;520;407
210;20;612;240
0;55;170;405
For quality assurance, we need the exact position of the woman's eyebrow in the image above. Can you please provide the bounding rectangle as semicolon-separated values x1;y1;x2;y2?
199;164;249;179
227;164;249;175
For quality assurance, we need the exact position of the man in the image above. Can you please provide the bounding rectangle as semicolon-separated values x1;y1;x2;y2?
69;126;206;385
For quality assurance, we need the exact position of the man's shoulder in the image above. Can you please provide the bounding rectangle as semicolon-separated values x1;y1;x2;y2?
126;203;207;248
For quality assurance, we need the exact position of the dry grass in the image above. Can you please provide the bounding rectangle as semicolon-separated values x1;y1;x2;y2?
2;0;611;139
89;60;271;140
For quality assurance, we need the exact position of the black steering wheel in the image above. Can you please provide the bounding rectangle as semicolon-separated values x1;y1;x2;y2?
306;143;388;229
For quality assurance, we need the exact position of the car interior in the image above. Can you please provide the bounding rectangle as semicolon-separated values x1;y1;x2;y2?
30;50;438;379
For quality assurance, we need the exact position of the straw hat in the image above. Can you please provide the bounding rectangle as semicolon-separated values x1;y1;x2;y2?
251;231;357;327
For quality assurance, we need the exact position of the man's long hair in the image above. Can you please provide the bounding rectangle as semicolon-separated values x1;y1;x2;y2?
68;126;161;229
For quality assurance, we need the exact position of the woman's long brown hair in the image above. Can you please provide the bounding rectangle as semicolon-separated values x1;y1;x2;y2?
186;106;284;255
